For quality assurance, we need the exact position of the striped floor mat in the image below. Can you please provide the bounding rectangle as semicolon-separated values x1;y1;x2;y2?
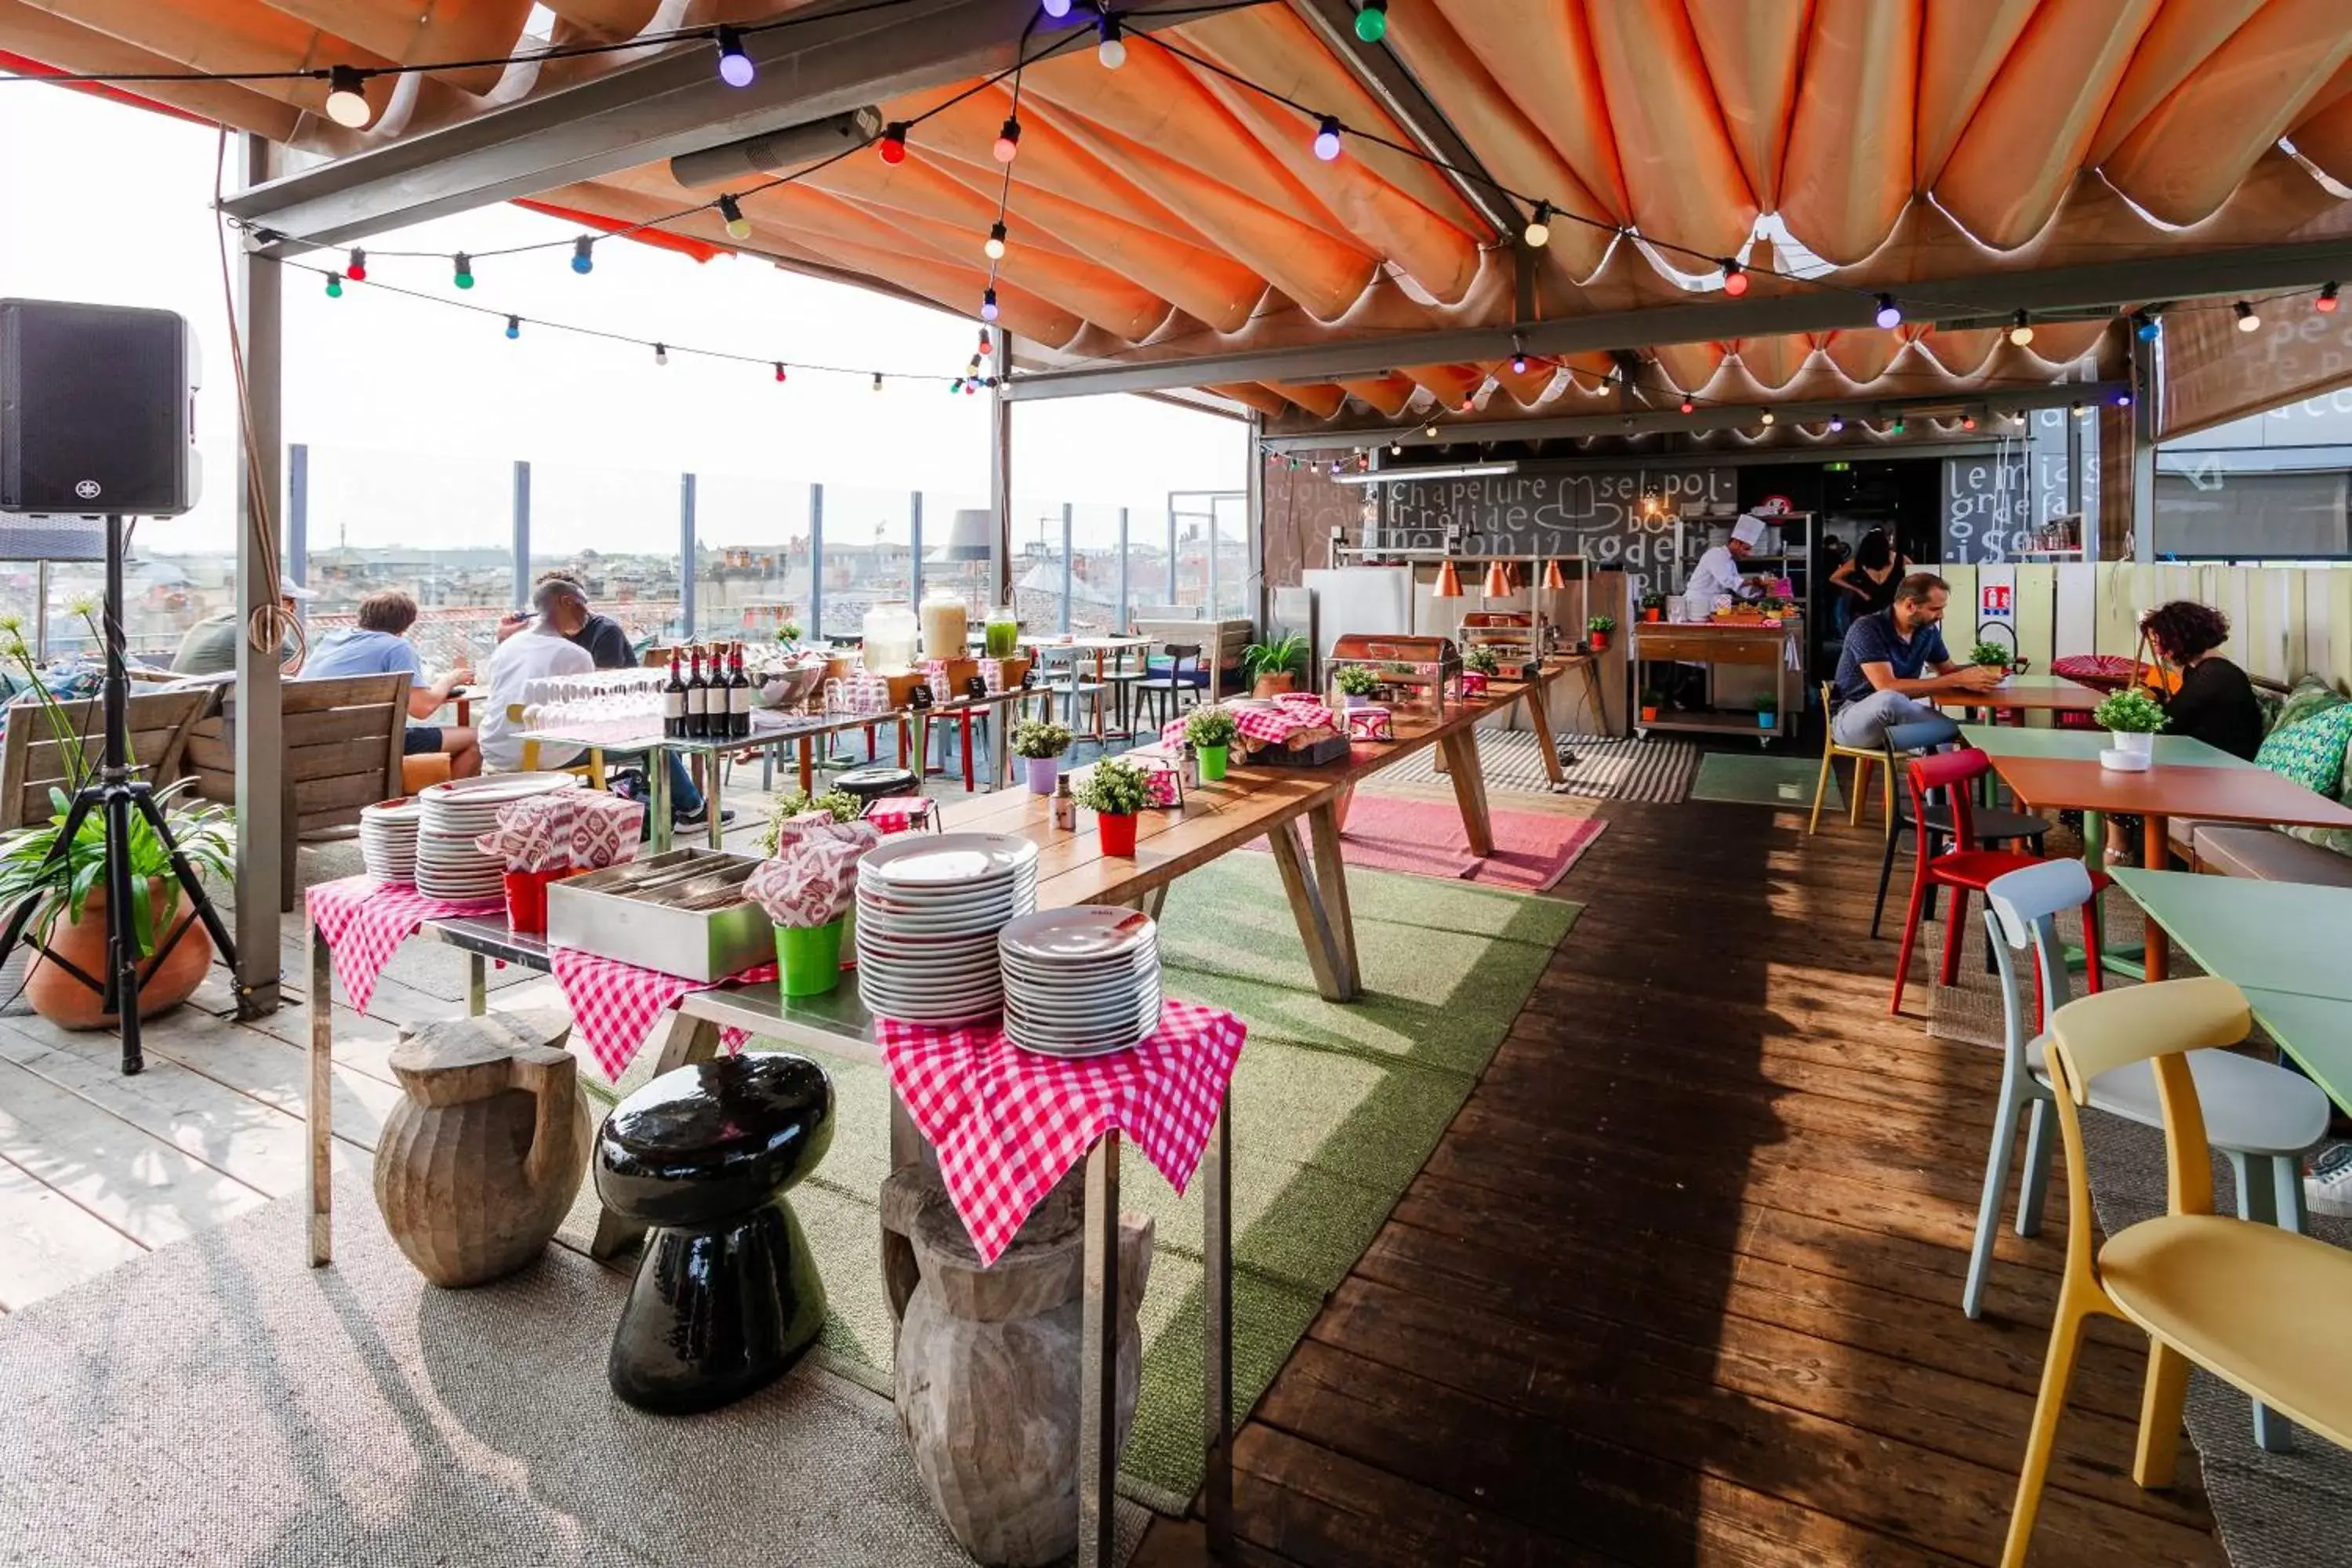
1383;728;1700;804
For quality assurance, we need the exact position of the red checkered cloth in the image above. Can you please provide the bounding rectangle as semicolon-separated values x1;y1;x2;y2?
1160;701;1331;753
307;876;505;1015
1340;705;1393;739
863;796;937;834
878;998;1247;1265
553;946;778;1081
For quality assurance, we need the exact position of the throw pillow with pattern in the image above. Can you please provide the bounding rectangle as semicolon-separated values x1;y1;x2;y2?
2284;730;2352;859
2256;702;2352;797
2273;674;2347;735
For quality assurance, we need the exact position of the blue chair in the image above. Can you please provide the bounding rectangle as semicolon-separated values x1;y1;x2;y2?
1976;860;2329;1450
1135;642;1206;731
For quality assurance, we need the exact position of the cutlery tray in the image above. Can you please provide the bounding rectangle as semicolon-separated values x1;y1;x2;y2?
546;848;773;981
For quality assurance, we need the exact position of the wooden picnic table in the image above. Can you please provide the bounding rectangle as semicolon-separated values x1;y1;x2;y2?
1940;672;2107;717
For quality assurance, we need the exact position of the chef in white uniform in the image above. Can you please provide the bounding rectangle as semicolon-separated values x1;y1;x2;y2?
1683;513;1770;610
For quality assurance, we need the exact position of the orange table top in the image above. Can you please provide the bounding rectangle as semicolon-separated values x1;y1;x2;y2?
1990;753;2352;830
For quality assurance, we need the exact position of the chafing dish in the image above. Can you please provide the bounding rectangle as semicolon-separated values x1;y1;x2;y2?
1327;632;1463;712
546;847;773;981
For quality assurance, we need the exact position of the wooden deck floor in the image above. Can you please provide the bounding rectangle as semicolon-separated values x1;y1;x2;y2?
1141;791;2223;1568
0;773;2227;1566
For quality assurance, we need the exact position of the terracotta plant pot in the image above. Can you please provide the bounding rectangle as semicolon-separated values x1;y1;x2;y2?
1643;608;1661;622
24;880;212;1029
1639;706;1659;724
1252;673;1297;698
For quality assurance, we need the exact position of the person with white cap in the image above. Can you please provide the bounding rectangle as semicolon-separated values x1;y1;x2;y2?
1682;514;1773;610
171;579;315;676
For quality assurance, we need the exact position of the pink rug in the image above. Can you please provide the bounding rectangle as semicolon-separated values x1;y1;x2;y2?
1251;793;1605;893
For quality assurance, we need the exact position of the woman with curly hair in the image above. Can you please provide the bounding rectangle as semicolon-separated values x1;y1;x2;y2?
2143;600;2264;760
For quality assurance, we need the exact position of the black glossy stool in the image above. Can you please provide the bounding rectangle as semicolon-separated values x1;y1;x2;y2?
593;1053;835;1414
833;764;917;810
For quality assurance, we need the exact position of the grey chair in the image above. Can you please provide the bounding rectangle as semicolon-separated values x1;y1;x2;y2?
1976;858;2330;1450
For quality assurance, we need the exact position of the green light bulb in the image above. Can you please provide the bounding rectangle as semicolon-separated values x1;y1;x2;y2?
1354;2;1387;42
325;276;342;298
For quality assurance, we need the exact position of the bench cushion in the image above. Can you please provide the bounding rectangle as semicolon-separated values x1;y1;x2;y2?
2192;824;2352;887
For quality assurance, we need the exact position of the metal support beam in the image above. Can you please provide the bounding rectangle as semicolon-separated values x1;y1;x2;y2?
1060;503;1074;633
908;488;924;607
2132;348;2158;564
285;442;308;620
679;472;698;637
1116;508;1130;631
1245;413;1265;626
990;335;1014;605
1258;379;2129;451
808;483;826;637
1293;0;1521;239
511;459;532;608
233;132;284;1018
223;0;1223;249
1002;238;2352;403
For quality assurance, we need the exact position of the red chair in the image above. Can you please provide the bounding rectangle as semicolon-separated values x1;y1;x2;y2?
1889;748;2059;1015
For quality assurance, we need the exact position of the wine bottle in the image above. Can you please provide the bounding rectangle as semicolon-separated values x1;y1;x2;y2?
662;649;687;739
728;643;752;739
685;645;709;739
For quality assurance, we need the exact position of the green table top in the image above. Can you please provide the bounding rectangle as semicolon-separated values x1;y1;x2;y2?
1957;726;2257;768
2107;868;2352;1001
2238;987;2352;1116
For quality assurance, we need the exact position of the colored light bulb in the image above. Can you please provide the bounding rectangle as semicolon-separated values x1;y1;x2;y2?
993;117;1021;163
981;287;1000;322
345;248;366;281
1522;201;1551;249
1722;260;1749;297
324;275;342;299
572;237;594;274
1874;292;1901;329
719;194;751;241
879;122;909;165
2006;310;2033;347
1354;0;1388;42
2321;283;2341;314
1312;116;1342;162
452;252;474;289
715;26;754;87
504;314;519;339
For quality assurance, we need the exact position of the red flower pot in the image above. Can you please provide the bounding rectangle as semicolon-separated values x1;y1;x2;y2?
1588;632;1608;652
1097;811;1138;857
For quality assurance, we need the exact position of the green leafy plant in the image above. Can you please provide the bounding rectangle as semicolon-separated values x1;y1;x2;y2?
1240;633;1308;684
1639;592;1665;612
1183;707;1238;749
1755;693;1779;713
757;789;861;852
1011;718;1073;759
1334;665;1380;696
1968;641;2012;669
1075;757;1152;817
2092;688;2168;735
0;780;234;959
1461;644;1501;676
1587;615;1617;634
1639;687;1662;706
774;620;802;644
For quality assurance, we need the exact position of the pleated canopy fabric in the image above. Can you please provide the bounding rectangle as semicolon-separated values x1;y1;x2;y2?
12;0;2352;428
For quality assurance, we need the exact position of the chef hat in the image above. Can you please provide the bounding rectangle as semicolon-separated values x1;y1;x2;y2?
1731;514;1768;546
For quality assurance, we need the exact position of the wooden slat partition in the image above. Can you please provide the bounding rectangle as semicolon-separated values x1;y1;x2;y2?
0;688;212;831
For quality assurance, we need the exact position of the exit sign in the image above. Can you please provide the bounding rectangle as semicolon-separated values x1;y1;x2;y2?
1824;461;1853;472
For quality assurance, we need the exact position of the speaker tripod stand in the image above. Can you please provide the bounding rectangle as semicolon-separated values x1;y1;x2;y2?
0;514;235;1074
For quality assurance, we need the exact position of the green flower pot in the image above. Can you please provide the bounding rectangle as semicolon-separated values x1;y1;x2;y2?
775;917;846;997
1197;742;1229;782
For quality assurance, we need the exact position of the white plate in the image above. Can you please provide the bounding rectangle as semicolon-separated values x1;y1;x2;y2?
1004;992;1160;1029
859;832;1040;887
999;906;1156;964
1003;982;1161;1020
1001;953;1160;985
1005;1018;1156;1057
860;994;1004;1025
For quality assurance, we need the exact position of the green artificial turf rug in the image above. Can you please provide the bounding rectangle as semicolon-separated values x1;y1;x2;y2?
1690;749;1839;809
739;852;1579;1514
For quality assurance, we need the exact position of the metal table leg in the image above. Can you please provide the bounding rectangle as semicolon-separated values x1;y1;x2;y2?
1077;1133;1122;1568
307;919;334;1267
1203;1102;1232;1559
466;953;487;1017
706;748;725;851
647;746;673;854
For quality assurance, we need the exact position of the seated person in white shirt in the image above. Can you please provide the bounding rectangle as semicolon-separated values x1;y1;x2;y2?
477;579;596;774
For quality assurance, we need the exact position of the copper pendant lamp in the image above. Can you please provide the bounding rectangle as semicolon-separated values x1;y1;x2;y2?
1480;559;1512;598
1541;558;1567;591
1432;558;1464;598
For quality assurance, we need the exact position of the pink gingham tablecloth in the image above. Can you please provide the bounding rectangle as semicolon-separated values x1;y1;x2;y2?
1340;705;1393;740
306;876;505;1014
878;998;1247;1265
863;796;938;834
1160;701;1334;753
553;946;779;1082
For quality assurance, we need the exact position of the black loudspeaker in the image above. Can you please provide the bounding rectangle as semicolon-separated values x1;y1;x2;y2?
0;298;199;517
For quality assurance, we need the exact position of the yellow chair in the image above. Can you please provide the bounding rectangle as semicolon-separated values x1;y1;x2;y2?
514;705;607;789
1808;681;1892;835
2001;978;2352;1566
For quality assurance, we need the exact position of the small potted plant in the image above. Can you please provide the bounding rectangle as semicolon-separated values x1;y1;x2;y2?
1240;633;1308;698
1076;756;1152;856
1755;691;1778;731
2092;687;2166;768
1011;718;1074;795
1184;706;1239;782
1968;640;2013;673
1586;615;1617;652
1639;592;1664;623
1639;687;1662;724
1333;664;1380;709
757;788;860;854
774;619;803;648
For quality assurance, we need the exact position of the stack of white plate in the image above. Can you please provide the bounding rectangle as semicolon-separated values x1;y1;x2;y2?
856;832;1040;1025
414;771;581;902
999;906;1163;1057
358;797;421;884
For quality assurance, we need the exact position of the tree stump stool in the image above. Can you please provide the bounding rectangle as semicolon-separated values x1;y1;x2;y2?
373;1008;590;1288
883;1163;1152;1567
593;1052;835;1414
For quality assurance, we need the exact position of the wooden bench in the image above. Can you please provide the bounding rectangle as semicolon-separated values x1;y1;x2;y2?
183;673;409;909
0;687;212;831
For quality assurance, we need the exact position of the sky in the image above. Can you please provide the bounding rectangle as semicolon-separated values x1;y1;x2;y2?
0;80;1250;560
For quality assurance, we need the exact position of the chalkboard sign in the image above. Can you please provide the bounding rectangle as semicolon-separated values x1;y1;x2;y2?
1942;452;2030;564
1376;466;1736;573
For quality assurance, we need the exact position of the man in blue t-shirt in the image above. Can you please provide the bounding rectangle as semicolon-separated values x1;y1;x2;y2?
1829;572;2002;748
304;590;480;776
